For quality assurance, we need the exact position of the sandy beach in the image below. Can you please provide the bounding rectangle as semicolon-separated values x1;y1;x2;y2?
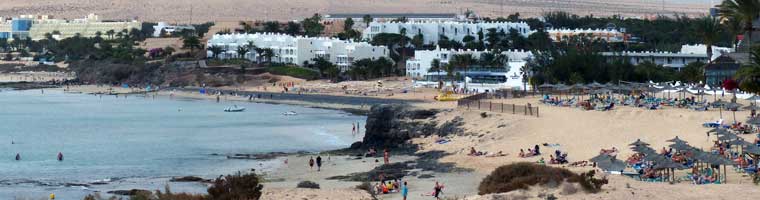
51;82;760;199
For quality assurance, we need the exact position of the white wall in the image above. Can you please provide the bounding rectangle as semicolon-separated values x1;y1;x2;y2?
207;33;389;70
363;21;532;45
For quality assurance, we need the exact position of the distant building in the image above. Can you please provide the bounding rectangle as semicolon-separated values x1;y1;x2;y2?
601;44;734;69
206;33;389;71
362;21;532;45
0;13;141;40
152;22;195;37
325;13;458;30
547;28;628;43
705;55;740;87
407;47;531;91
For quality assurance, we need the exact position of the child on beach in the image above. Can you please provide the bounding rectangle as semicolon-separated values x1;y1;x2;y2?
402;181;408;200
308;157;314;170
383;149;390;164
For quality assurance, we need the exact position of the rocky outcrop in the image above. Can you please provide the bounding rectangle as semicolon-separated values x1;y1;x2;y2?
358;105;463;149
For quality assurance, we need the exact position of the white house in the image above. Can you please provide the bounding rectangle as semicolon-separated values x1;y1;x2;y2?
362;21;532;45
407;47;532;91
152;22;195;37
206;33;389;71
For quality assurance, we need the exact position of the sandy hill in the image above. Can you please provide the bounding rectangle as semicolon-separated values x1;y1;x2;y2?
0;0;714;23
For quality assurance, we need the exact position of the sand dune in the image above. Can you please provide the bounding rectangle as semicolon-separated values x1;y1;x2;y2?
0;0;714;22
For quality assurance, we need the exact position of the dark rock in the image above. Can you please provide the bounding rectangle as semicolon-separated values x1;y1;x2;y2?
64;183;90;187
226;152;288;160
361;105;460;149
170;176;205;182
418;174;435;179
349;142;363;149
107;189;150;196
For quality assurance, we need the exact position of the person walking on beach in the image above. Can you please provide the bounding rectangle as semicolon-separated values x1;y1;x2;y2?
402;181;408;200
433;181;443;200
383;149;390;164
308;157;315;170
352;123;356;137
316;156;323;171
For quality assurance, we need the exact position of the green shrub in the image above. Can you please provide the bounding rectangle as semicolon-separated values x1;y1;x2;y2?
267;65;320;80
296;180;320;189
478;162;607;195
207;171;264;200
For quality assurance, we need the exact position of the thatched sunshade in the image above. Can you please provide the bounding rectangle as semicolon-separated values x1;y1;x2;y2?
629;139;650;146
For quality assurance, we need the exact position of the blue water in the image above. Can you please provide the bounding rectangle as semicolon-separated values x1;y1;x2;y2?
0;89;365;199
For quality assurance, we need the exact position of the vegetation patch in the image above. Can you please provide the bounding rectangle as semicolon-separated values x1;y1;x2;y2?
267;65;320;80
296;181;321;189
478;162;607;195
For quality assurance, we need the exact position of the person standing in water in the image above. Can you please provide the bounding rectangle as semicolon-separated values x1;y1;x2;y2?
15;153;20;161
352;123;356;137
316;156;323;171
57;152;63;161
308;157;314;170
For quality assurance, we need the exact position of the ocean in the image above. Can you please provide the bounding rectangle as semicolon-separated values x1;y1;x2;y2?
0;89;365;199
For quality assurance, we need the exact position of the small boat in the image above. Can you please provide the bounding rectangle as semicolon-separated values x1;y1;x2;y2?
224;105;246;112
282;111;297;116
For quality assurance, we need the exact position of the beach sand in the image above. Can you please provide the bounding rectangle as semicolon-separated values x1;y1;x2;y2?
54;82;760;199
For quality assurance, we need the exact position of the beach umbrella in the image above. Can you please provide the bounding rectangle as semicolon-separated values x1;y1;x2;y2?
747;117;760;126
668;142;694;151
725;102;744;123
746;95;760;102
629;139;650;146
743;104;760;111
589;154;613;163
743;145;760;155
587;82;604;89
665;136;688;144
713;99;729;119
596;158;627;172
590;88;612;95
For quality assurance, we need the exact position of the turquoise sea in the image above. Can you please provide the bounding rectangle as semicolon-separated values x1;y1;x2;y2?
0;89;365;199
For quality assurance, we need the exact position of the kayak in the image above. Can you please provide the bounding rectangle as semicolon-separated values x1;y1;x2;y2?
282;111;297;116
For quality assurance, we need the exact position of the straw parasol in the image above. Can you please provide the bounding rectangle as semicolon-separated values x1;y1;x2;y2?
589;154;614;163
713;99;729;119
743;104;760;111
596;158;627;172
665;136;687;144
747;117;760;126
629;139;650;146
725;102;744;123
587;82;604;89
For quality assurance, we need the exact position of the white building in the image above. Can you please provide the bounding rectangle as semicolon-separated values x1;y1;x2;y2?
407;47;532;91
601;44;734;69
1;13;141;40
152;22;195;37
206;33;389;71
547;28;627;42
362;21;532;45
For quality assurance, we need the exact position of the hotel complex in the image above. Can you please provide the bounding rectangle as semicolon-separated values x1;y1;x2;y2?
546;28;628;42
0;13;141;40
206;33;389;71
406;47;532;91
601;44;734;69
362;21;532;45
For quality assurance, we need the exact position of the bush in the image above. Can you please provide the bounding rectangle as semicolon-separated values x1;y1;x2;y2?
296;180;321;189
207;171;264;200
478;162;607;195
267;65;320;80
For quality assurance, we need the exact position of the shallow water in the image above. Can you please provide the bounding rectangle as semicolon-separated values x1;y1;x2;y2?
0;89;365;199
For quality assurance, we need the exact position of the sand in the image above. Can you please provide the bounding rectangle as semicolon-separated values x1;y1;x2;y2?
49;81;760;199
0;0;714;23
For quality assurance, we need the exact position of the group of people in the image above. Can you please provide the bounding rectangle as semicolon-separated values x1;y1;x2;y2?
467;147;507;157
364;147;391;164
518;144;541;158
374;179;408;199
308;156;323;171
549;149;569;165
689;166;720;184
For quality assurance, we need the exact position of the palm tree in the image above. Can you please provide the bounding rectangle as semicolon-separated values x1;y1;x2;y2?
718;0;760;51
363;15;373;27
163;46;175;57
106;30;115;40
208;45;223;59
443;63;456;89
237;46;249;59
696;16;722;62
736;47;760;94
429;59;442;89
450;54;475;91
262;48;274;66
182;36;201;53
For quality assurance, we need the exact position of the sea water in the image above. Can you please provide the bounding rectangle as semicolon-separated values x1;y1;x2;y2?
0;89;365;199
